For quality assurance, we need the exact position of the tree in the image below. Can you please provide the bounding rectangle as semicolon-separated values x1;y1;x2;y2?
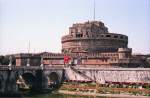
0;55;16;65
0;56;4;65
2;56;9;65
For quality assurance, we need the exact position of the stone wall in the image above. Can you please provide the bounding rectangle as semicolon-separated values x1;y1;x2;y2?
65;67;150;84
61;34;128;53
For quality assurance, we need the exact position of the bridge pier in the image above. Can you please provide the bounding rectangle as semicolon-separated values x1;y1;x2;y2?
0;70;19;96
33;70;48;92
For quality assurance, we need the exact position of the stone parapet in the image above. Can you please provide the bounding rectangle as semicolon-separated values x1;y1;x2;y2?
65;67;150;84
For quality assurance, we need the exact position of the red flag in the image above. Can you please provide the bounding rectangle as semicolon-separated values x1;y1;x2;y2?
64;56;71;64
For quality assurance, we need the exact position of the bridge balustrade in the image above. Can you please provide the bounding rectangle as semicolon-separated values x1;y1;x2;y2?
0;65;64;70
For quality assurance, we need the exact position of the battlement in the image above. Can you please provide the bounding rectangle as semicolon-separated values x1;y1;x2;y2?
69;21;108;38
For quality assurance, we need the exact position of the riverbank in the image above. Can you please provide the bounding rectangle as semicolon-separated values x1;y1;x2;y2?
57;90;150;98
57;82;150;97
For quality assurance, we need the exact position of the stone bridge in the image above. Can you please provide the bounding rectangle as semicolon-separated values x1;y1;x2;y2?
0;64;150;95
0;65;64;95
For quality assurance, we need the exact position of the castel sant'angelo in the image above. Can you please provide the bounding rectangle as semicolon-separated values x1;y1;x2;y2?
15;21;150;68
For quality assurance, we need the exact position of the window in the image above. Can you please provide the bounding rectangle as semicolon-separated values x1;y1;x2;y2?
76;34;83;38
120;36;123;39
106;35;111;37
114;35;118;38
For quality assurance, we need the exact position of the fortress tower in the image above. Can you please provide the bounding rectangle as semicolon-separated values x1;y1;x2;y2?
61;21;128;53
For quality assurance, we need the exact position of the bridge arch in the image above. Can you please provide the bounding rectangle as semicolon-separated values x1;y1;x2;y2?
48;72;60;84
21;72;36;89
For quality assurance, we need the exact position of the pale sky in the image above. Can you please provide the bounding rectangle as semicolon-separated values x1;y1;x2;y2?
0;0;150;55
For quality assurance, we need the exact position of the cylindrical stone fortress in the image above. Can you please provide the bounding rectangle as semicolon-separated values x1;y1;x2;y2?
61;21;128;53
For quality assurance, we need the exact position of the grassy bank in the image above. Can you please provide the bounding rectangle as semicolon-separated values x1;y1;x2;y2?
57;90;150;98
57;82;150;97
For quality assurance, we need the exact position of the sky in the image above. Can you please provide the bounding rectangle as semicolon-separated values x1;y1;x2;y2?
0;0;150;55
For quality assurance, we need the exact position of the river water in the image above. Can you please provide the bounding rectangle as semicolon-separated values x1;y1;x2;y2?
24;94;107;98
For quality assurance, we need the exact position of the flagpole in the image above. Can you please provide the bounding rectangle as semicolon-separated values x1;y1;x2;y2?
93;0;95;21
28;41;30;54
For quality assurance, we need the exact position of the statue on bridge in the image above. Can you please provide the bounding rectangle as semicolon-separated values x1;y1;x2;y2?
26;58;30;66
8;56;12;70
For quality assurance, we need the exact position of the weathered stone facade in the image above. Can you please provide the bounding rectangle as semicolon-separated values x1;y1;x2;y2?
65;67;150;84
15;53;41;66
